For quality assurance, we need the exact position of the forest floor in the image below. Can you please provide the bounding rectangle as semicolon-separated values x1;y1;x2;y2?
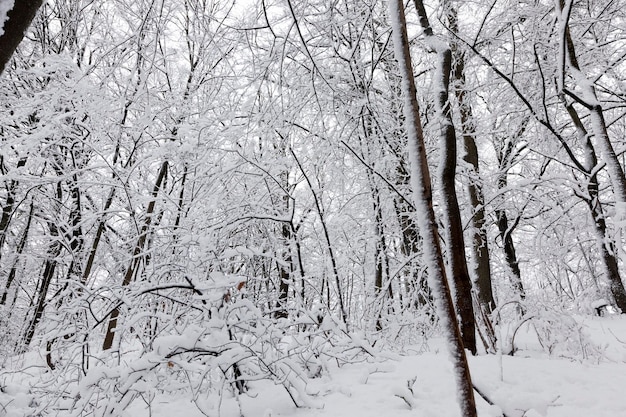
2;314;626;416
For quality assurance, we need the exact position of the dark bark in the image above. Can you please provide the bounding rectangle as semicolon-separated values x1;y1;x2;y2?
0;157;27;262
0;0;44;74
564;103;626;312
556;1;626;312
102;160;169;350
495;146;526;301
0;200;33;306
447;8;495;313
388;1;477;415
275;222;292;320
274;160;294;320
495;206;525;299
23;219;62;347
372;182;392;331
413;0;476;355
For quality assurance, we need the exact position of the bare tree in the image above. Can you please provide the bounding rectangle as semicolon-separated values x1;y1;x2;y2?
387;0;477;415
412;0;476;355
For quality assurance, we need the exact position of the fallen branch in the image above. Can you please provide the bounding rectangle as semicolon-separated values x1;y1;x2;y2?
472;383;512;417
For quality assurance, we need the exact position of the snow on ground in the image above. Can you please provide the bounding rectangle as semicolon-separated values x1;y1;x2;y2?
3;315;626;416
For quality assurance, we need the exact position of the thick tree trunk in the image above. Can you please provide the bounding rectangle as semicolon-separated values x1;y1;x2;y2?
587;183;626;311
0;0;44;74
388;1;477;416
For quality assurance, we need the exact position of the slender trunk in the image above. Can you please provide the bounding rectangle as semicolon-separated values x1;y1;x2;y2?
556;8;626;218
64;171;84;281
81;124;130;288
291;222;306;303
275;159;293;319
495;188;526;300
275;221;292;319
361;117;393;329
388;1;477;415
1;200;34;306
413;0;476;355
23;219;62;347
495;209;525;298
446;7;495;313
102;160;169;350
290;148;347;326
556;4;626;308
0;157;28;263
495;141;526;301
372;181;392;331
564;103;626;311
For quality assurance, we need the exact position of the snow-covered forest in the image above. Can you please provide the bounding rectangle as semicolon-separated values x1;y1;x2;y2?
1;0;626;416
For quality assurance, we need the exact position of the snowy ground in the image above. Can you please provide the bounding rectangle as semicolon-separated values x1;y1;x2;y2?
2;315;626;417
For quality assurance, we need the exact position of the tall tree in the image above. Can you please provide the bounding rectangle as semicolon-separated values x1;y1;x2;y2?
412;0;476;354
445;3;496;314
387;0;477;415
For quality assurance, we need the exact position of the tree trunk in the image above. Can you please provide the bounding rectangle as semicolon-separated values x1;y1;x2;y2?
446;6;495;313
413;0;476;355
23;218;62;347
495;140;526;302
290;148;347;326
556;6;626;308
388;1;477;415
564;102;626;312
0;200;33;306
371;180;392;331
0;157;27;263
556;6;626;218
275;221;292;320
0;0;44;74
102;160;169;350
392;162;432;308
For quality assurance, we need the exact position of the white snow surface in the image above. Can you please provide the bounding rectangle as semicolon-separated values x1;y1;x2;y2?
0;0;14;37
2;315;626;416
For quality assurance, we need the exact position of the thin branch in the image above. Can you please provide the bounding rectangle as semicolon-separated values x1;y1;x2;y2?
449;31;587;173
